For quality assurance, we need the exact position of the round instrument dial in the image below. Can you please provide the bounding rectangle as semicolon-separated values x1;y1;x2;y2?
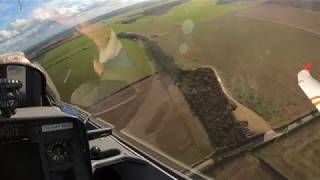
46;141;72;162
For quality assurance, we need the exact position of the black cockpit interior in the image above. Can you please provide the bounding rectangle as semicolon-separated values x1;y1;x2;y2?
0;112;92;180
0;63;49;107
0;62;188;180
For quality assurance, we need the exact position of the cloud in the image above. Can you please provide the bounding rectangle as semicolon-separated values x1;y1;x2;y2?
57;7;80;16
32;1;82;20
33;8;54;21
32;2;87;21
11;19;29;28
0;29;19;39
0;0;99;42
0;19;67;54
0;0;152;53
0;19;32;41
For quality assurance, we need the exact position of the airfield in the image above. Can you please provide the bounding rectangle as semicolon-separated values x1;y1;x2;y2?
34;0;320;179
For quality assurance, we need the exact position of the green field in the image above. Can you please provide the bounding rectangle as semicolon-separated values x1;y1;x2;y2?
103;0;305;127
204;118;320;179
108;0;248;32
32;0;320;179
223;76;288;125
37;33;155;103
145;12;320;127
37;36;98;102
36;0;249;104
202;118;320;180
255;117;320;180
36;0;320;127
116;0;320;128
158;0;248;24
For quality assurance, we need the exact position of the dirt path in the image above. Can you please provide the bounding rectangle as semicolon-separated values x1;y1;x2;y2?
204;66;272;133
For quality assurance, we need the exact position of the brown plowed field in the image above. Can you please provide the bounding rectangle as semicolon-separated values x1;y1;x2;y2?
92;73;213;165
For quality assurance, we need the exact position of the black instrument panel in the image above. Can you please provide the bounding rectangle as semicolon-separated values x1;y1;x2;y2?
0;62;48;107
0;116;92;180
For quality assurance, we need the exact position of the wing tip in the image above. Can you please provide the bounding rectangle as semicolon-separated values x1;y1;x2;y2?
304;63;313;72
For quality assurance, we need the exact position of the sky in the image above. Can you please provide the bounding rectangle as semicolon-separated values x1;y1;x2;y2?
0;0;151;53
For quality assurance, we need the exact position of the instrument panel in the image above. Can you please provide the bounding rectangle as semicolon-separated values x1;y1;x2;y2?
0;114;92;180
46;140;72;162
0;62;48;107
6;65;26;94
